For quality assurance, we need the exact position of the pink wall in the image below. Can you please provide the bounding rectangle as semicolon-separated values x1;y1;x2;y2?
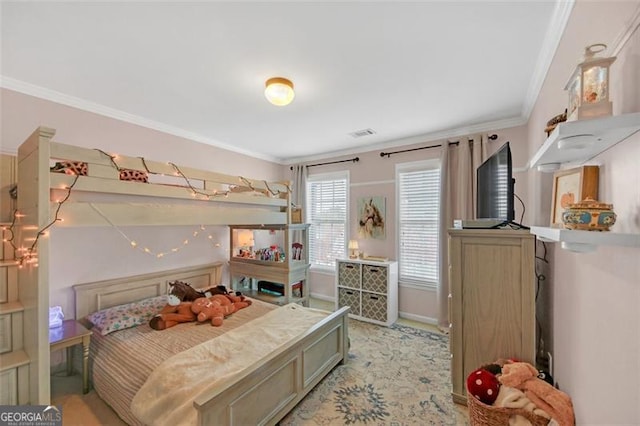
524;1;640;423
296;124;530;323
0;88;284;318
2;4;639;420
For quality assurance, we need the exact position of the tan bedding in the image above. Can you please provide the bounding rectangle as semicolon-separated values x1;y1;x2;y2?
90;298;276;426
130;304;331;426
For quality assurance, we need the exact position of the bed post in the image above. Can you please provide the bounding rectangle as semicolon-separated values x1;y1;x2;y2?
339;306;350;364
17;126;55;404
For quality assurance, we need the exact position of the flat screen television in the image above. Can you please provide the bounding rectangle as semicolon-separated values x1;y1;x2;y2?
476;142;514;222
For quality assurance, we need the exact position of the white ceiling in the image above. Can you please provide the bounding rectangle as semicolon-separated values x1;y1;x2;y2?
1;1;570;164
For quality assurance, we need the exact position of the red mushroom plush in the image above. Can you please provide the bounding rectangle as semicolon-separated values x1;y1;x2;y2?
467;368;500;405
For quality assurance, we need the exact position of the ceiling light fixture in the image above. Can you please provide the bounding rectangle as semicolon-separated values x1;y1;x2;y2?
264;77;295;106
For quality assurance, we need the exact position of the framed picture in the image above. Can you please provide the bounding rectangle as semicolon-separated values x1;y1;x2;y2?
357;196;386;239
550;166;599;227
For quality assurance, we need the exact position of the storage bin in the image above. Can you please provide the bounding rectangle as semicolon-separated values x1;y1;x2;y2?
466;382;550;426
362;264;387;292
338;262;361;289
338;288;360;316
361;292;387;323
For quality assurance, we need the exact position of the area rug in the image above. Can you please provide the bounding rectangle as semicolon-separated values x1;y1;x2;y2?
279;319;469;425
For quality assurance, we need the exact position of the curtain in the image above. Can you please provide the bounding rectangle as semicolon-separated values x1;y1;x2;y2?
291;165;307;210
437;134;488;330
291;165;307;244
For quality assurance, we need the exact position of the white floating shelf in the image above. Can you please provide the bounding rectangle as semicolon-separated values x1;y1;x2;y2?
530;226;640;253
530;112;640;171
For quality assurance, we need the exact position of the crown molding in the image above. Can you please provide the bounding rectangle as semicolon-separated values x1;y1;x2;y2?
0;77;281;164
610;2;640;57
521;0;575;120
2;75;530;166
283;115;527;166
0;147;18;156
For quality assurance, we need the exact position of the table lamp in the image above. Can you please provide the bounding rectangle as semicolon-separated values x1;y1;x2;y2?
348;240;359;259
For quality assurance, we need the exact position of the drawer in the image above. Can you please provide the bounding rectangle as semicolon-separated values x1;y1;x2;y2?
338;287;360;315
338;262;361;289
362;264;387;293
361;292;387;323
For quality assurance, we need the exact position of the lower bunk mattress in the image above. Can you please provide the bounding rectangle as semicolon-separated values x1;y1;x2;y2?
89;298;331;425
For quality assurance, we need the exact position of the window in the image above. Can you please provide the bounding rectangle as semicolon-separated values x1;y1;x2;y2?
306;172;348;269
397;160;440;288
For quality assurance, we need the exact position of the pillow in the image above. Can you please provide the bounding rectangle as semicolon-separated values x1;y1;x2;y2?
50;161;88;176
86;295;168;335
119;168;148;183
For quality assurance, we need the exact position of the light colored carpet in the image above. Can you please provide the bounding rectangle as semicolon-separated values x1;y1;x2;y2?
280;318;468;425
51;317;468;425
51;374;126;426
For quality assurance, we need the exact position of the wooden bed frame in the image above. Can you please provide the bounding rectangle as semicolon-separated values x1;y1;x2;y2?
16;126;298;403
73;263;350;426
15;126;348;422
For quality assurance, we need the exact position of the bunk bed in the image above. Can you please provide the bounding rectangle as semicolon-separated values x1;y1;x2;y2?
16;127;350;425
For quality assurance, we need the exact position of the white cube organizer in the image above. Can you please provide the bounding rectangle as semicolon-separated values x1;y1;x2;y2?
335;259;398;326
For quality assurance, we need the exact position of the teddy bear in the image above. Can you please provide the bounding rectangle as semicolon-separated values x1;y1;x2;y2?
499;361;574;426
191;294;252;326
191;297;227;326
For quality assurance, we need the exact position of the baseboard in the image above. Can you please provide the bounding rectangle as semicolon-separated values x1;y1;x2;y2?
309;292;335;303
310;294;439;327
398;311;438;326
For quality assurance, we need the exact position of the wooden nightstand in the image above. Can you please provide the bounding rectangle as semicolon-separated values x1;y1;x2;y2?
49;320;92;394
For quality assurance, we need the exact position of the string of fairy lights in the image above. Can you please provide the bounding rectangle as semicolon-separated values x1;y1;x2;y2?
94;148;291;199
2;148;291;267
88;203;222;258
2;174;80;267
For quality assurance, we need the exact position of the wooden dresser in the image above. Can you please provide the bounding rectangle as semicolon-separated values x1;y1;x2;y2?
448;229;536;404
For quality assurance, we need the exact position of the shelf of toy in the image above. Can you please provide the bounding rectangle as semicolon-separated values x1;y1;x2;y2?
530;112;640;172
530;226;640;253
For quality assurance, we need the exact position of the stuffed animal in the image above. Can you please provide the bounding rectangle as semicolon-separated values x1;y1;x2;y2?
149;281;204;330
191;297;227;326
168;280;206;302
466;367;500;405
149;299;196;330
499;362;574;426
150;284;250;330
191;294;252;326
170;281;236;299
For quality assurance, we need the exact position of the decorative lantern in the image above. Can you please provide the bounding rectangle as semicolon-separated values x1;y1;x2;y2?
565;43;616;121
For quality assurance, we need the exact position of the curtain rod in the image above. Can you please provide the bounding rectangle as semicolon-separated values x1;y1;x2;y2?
290;156;359;170
379;134;498;158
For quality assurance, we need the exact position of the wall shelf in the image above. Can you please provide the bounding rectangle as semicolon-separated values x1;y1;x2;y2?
530;112;640;171
530;226;640;253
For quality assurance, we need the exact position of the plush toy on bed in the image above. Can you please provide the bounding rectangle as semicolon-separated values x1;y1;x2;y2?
149;282;248;330
191;294;252;326
168;280;234;301
148;298;196;330
148;281;203;330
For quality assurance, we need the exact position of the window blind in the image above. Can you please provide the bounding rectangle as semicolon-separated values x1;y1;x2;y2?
307;175;347;269
398;163;440;287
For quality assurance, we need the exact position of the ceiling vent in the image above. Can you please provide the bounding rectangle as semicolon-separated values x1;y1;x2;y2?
349;128;376;138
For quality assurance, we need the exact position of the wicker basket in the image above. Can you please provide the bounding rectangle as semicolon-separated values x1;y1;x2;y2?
466;384;550;426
